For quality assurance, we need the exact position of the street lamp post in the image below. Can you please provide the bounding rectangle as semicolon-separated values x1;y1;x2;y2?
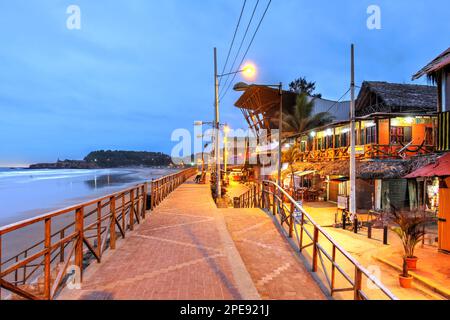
213;47;255;200
214;48;221;199
349;44;357;221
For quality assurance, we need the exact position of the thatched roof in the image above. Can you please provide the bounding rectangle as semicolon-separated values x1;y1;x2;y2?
355;81;437;117
413;47;450;80
290;154;440;180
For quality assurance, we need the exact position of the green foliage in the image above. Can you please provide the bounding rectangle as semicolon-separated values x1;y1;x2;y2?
84;150;172;168
282;142;300;189
283;93;334;134
289;77;322;98
389;206;436;277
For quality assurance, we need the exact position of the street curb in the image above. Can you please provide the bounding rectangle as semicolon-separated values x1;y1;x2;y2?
374;256;450;300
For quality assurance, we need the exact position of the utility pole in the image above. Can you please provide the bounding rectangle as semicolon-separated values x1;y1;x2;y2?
349;44;357;220
277;83;283;188
214;48;221;199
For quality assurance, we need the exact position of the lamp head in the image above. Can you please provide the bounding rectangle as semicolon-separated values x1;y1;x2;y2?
233;82;250;92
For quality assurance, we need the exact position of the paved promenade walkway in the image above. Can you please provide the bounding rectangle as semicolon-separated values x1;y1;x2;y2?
58;179;324;300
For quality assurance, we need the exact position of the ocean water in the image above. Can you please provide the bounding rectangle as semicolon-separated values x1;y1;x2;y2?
0;167;175;227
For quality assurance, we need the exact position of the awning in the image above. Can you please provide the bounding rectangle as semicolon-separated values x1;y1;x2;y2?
405;153;450;178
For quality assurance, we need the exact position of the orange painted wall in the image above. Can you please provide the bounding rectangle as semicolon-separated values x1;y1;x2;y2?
411;124;433;144
378;119;390;145
439;177;450;253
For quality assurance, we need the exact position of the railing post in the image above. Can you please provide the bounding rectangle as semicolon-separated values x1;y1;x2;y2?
143;184;147;219
289;198;294;238
75;207;84;281
129;190;135;231
354;268;363;300
331;245;336;295
312;226;319;272
59;230;65;263
44;218;51;300
272;188;276;216
109;197;116;250
97;201;102;257
150;179;155;211
122;194;126;234
299;212;305;252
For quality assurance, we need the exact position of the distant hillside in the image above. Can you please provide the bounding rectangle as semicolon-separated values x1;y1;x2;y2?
84;150;173;168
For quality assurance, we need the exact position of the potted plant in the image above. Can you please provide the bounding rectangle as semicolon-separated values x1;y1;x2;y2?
389;207;434;288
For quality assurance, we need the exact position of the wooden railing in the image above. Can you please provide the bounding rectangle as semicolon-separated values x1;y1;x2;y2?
0;168;196;300
150;168;197;210
260;181;398;300
233;184;261;209
298;143;435;162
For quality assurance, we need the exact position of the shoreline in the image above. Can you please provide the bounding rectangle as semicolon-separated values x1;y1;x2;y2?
0;167;180;228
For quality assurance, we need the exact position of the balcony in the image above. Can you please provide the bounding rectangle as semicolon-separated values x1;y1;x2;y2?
297;143;436;162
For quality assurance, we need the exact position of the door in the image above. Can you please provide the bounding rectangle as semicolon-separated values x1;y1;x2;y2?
329;181;339;203
439;178;450;253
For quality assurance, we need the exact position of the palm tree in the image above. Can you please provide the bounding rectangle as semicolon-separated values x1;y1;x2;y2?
283;93;334;134
282;142;300;190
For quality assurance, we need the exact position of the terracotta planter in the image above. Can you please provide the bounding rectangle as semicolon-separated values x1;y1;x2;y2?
399;275;413;288
405;257;418;271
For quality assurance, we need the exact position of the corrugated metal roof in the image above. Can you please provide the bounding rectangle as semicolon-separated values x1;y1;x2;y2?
405;152;450;178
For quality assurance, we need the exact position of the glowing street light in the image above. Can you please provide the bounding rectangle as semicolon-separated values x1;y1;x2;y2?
242;63;256;80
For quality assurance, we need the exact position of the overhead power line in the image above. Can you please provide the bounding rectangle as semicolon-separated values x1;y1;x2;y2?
219;0;247;87
220;0;272;101
219;0;261;98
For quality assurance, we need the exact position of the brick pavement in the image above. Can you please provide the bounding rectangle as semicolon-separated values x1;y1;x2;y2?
58;179;325;300
222;209;327;300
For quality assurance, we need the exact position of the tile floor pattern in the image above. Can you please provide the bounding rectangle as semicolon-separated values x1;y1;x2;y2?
222;208;326;300
58;180;325;300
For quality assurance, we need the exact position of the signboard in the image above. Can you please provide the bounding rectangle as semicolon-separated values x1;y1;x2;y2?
338;195;349;210
355;146;365;155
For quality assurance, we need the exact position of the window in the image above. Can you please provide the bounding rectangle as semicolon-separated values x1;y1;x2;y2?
300;141;307;152
338;181;349;196
335;135;340;148
366;126;377;144
390;126;412;144
341;132;349;147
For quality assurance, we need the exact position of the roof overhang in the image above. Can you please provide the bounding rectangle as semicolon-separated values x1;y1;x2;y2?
412;47;450;80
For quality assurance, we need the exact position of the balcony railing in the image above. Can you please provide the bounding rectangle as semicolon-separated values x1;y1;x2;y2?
0;168;196;300
297;143;435;162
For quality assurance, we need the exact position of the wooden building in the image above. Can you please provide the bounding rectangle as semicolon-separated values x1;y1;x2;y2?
291;82;437;162
411;47;450;253
287;81;438;211
413;47;450;151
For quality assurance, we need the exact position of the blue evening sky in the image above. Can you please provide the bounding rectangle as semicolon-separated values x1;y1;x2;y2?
0;0;449;166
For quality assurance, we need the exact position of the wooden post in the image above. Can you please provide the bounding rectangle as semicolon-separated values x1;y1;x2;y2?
59;230;65;263
312;226;319;272
150;180;154;211
299;213;305;252
122;193;126;233
289;199;294;238
129;190;135;231
354;268;363;300
331;245;336;295
110;197;116;249
43;218;51;300
75;208;84;281
97;201;102;257
272;188;276;216
143;184;148;219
